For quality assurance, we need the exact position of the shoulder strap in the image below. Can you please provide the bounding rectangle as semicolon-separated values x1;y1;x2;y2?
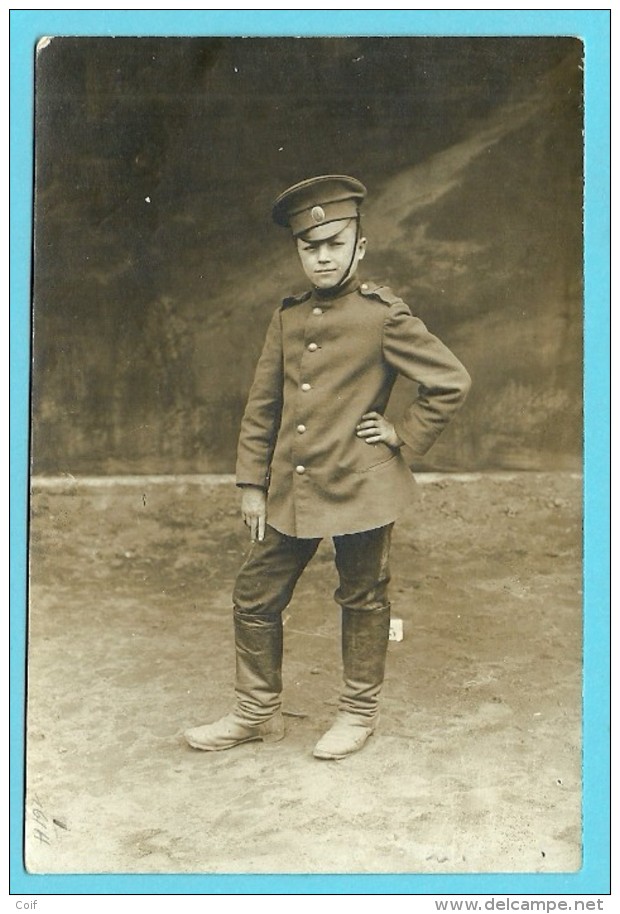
281;290;312;310
359;282;403;306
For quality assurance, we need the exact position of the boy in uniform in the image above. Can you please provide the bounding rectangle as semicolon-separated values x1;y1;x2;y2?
184;175;471;759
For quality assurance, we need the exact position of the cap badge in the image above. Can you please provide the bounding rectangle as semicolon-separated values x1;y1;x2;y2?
311;205;326;224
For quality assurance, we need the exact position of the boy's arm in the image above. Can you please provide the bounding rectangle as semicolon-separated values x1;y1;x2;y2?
382;301;472;457
235;307;284;491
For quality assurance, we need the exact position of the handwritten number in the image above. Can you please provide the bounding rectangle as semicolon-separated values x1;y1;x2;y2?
33;828;50;845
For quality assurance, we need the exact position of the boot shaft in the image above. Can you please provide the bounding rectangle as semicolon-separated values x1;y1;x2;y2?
233;610;284;724
339;604;391;719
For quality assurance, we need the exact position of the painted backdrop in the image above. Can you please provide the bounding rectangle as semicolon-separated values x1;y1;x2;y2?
32;37;583;474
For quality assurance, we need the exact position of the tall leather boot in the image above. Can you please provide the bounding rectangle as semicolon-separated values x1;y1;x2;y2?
184;610;285;751
313;604;391;760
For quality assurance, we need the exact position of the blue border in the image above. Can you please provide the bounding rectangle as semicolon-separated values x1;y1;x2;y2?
10;9;610;896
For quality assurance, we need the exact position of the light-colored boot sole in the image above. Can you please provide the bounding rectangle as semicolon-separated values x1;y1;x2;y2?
184;711;285;752
313;723;375;760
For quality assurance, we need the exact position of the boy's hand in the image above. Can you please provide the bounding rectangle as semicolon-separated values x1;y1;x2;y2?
356;412;404;449
240;486;267;542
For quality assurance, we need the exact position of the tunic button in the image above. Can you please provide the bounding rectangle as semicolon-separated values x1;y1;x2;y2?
361;283;368;290
301;382;311;391
312;307;323;315
297;424;306;434
308;342;318;352
295;465;306;475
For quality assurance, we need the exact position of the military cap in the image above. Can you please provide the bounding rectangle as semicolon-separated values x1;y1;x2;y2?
272;174;367;239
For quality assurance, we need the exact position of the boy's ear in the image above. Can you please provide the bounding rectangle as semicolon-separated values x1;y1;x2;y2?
358;236;367;260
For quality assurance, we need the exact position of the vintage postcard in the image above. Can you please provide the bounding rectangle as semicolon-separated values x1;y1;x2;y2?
10;10;610;898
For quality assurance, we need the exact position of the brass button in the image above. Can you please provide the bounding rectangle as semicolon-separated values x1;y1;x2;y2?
295;465;306;475
312;307;323;316
361;283;368;290
297;424;307;434
308;342;318;352
301;382;311;391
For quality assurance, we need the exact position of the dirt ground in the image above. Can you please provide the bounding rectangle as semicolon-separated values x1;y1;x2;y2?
24;472;582;876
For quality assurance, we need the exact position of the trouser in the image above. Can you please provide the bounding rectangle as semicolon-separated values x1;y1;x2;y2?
230;523;393;725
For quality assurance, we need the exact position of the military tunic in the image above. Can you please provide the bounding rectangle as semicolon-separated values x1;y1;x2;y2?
235;277;471;539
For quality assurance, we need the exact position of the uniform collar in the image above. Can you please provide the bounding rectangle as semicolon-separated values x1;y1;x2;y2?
313;275;361;301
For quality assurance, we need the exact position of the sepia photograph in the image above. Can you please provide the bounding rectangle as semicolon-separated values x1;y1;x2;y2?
14;14;607;891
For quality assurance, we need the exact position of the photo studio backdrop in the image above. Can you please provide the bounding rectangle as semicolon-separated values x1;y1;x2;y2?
31;37;583;476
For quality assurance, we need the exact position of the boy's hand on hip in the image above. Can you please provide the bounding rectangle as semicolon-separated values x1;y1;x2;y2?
356;412;403;449
241;486;267;542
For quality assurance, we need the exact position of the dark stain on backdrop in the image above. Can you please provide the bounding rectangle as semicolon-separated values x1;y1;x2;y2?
31;37;583;475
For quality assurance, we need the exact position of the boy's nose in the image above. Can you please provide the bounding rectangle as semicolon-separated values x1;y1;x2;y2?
317;245;331;262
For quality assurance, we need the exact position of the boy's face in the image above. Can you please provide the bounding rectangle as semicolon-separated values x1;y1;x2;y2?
296;220;366;290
